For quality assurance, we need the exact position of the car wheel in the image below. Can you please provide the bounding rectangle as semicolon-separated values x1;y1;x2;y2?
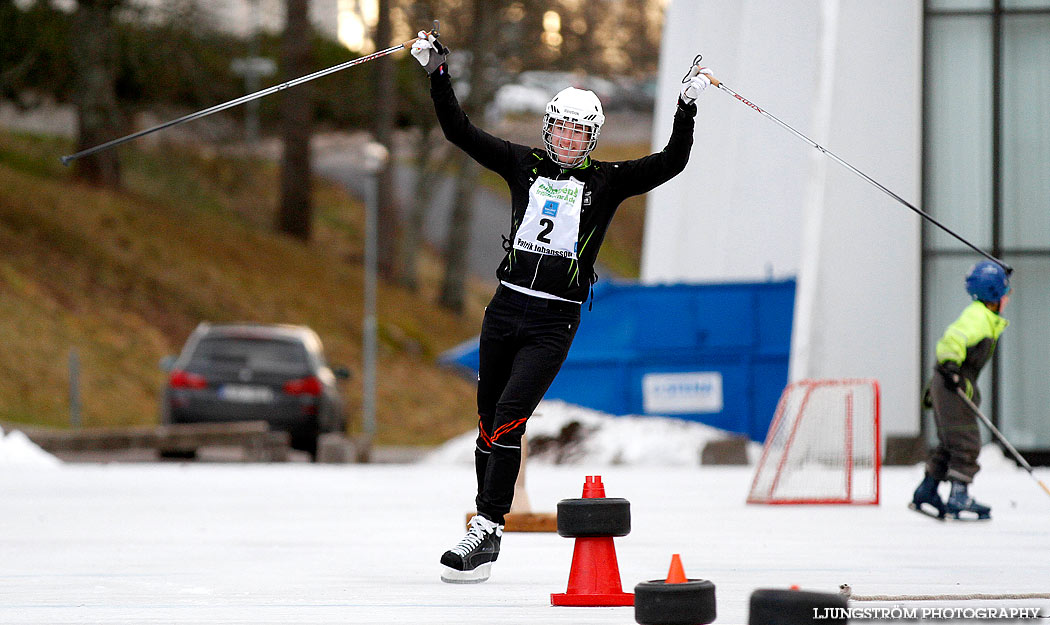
290;428;320;461
159;450;197;460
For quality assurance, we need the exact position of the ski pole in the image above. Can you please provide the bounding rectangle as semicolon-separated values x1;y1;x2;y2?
956;387;1050;499
689;56;1012;275
60;22;441;166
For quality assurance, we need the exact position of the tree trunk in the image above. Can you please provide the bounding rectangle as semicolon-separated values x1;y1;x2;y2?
438;152;481;313
371;0;400;277
438;0;502;312
71;0;123;188
398;125;444;291
276;0;314;241
396;0;441;291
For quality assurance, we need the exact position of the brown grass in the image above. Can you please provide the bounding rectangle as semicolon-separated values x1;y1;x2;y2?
0;131;490;446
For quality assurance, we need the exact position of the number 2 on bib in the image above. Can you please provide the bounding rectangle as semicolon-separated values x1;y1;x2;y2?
537;218;554;244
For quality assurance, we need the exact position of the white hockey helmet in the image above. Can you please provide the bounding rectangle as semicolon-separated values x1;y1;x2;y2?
542;87;605;167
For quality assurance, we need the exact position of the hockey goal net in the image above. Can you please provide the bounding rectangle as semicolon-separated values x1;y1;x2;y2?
747;379;880;505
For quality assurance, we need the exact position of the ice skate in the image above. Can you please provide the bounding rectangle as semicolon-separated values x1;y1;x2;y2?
440;514;503;583
908;475;947;520
945;481;991;521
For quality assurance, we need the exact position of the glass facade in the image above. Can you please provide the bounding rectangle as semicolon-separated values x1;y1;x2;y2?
923;2;1050;450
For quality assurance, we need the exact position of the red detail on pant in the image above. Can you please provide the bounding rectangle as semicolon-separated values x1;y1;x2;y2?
490;416;528;445
478;417;492;447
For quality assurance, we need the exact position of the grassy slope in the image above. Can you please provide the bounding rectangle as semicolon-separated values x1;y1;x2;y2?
0;131;489;446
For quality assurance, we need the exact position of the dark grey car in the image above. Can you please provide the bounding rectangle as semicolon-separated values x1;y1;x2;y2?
161;323;349;459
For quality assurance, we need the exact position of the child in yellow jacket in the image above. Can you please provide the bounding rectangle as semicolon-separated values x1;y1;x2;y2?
911;261;1010;520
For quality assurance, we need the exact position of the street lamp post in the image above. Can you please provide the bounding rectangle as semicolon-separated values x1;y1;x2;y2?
359;142;388;461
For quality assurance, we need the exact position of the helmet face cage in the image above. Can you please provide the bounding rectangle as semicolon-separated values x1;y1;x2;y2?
542;88;605;168
965;261;1010;302
542;117;600;167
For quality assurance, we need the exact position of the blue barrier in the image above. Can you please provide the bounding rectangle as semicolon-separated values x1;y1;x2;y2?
439;279;795;442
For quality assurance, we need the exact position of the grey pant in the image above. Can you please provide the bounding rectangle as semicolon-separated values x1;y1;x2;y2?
926;368;982;483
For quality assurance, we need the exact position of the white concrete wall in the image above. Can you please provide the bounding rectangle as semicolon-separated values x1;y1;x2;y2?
644;0;923;438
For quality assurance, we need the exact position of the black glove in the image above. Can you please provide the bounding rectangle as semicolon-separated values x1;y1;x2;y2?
921;381;933;409
936;361;963;391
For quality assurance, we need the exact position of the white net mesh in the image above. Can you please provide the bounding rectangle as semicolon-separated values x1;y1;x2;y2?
747;379;880;504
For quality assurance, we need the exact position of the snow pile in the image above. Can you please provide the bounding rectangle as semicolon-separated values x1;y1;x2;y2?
0;425;62;467
426;400;761;466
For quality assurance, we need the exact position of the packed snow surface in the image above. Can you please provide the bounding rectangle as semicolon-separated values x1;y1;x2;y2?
1;405;1048;624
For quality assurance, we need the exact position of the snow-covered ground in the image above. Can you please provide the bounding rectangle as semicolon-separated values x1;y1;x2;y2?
0;425;61;467
1;414;1049;624
426;400;763;466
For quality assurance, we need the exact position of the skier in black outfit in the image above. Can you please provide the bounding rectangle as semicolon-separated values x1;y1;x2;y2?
411;30;712;583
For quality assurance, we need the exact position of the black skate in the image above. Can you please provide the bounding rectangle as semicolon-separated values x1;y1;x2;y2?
908;475;947;521
440;514;503;583
945;481;991;521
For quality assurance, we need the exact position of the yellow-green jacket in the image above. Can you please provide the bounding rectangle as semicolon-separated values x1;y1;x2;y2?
934;301;1009;402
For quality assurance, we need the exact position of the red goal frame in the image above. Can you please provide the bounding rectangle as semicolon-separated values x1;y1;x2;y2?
747;378;881;505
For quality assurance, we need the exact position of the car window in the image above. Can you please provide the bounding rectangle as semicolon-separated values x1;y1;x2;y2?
187;337;310;375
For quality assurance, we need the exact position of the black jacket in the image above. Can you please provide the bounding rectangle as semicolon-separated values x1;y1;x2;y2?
430;70;697;302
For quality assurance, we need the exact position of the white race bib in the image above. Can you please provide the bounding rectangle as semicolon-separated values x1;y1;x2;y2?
514;177;584;259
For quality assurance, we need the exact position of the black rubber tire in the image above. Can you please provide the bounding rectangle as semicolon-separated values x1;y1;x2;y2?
556;497;631;537
290;426;320;460
158;449;197;460
634;579;717;625
748;588;848;625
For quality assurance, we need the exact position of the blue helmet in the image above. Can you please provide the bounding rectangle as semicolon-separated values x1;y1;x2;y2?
965;261;1010;302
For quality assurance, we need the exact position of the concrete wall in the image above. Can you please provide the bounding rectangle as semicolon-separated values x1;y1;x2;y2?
644;0;923;438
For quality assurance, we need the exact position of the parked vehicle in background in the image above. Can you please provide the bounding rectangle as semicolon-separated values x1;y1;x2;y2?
493;83;551;115
161;323;350;459
493;71;654;116
611;77;656;112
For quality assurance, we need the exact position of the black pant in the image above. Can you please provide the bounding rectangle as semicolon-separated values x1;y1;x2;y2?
474;286;580;524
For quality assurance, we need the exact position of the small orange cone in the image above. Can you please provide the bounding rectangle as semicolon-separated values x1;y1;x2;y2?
665;554;688;584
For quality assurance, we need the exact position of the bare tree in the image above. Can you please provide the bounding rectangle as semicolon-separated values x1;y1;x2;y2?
371;0;401;277
398;124;445;291
438;153;481;312
276;0;315;241
395;0;441;291
438;0;505;313
71;0;124;188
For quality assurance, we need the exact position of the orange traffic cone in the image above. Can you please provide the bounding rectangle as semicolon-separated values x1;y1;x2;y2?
665;554;688;584
551;476;634;607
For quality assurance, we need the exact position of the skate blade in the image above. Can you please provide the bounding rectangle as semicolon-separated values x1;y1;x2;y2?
440;563;492;584
945;511;992;522
908;502;946;521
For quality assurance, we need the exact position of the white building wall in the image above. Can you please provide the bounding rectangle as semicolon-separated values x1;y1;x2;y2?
644;0;923;438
